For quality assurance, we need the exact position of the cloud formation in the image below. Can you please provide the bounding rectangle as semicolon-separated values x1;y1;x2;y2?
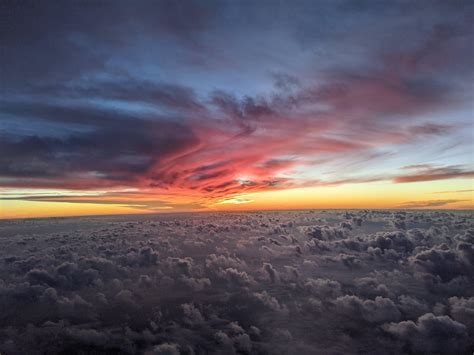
0;210;473;353
399;199;469;208
394;165;474;184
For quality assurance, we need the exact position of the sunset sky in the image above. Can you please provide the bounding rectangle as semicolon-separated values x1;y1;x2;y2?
1;0;473;218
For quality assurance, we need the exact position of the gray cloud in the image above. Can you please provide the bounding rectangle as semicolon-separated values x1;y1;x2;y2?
1;210;473;353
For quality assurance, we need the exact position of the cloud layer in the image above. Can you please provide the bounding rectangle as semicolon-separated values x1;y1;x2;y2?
0;210;473;353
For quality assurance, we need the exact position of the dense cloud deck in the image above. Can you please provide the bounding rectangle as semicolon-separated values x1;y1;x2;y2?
0;210;473;354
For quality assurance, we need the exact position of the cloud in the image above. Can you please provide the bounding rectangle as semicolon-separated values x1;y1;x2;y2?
408;123;455;136
432;189;474;194
396;295;430;318
252;291;288;314
215;197;254;205
393;165;474;183
1;210;474;353
383;313;468;353
1;1;473;208
145;343;180;355
304;278;342;299
369;231;414;253
0;103;199;189
333;295;401;323
399;199;469;208
410;245;471;282
448;297;474;330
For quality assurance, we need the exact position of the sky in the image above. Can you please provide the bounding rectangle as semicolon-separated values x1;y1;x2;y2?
1;0;473;218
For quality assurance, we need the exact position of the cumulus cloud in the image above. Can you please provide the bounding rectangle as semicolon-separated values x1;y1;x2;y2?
410;245;471;282
333;295;401;324
305;278;342;298
384;313;468;353
1;210;474;353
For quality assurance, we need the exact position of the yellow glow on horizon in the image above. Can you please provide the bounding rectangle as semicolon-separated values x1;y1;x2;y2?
1;179;472;219
212;179;474;211
0;200;145;219
215;197;254;205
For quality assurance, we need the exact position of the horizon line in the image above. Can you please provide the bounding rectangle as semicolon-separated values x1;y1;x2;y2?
1;207;472;222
